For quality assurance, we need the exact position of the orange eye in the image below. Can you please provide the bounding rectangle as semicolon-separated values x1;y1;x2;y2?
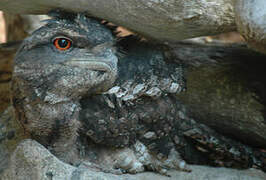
53;38;72;50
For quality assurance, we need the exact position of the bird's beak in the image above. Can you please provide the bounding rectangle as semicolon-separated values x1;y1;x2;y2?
64;58;113;73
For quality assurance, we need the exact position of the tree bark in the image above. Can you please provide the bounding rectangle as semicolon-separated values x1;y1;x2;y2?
235;0;266;53
0;0;236;41
2;1;266;53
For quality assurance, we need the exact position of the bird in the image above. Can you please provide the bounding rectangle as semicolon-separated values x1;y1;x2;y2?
11;10;118;164
8;10;190;175
3;10;262;176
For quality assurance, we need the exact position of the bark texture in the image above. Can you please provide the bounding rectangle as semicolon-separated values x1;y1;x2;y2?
235;0;266;53
2;1;266;53
0;0;236;41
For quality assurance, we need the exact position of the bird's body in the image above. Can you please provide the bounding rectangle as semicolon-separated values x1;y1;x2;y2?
5;11;189;174
2;11;262;176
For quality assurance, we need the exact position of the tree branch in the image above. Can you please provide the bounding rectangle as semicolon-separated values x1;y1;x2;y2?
0;0;236;41
235;0;266;53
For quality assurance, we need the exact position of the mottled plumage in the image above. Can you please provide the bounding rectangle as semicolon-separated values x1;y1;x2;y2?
10;10;190;174
9;10;263;176
11;11;118;163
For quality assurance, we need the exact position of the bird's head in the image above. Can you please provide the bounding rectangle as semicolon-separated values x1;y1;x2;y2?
12;11;118;102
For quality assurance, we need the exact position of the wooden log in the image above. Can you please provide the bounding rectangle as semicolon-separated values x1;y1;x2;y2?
2;1;266;53
235;0;266;53
0;0;236;41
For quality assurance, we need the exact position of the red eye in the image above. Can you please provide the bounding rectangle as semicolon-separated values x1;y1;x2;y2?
53;37;72;50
